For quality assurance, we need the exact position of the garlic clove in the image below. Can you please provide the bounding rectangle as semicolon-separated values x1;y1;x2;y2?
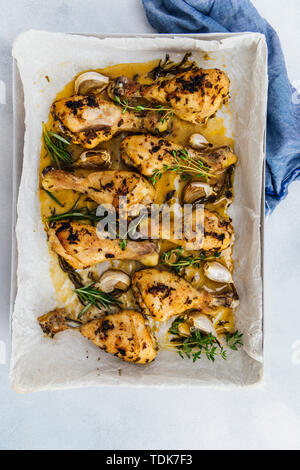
74;72;110;95
98;270;131;295
186;312;216;336
182;181;214;204
203;261;232;284
178;322;191;337
73;149;111;169
189;133;210;150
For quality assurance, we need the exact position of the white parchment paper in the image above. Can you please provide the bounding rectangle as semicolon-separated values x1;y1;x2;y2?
11;31;267;392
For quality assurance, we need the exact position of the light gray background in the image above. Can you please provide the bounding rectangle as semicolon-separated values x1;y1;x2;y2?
0;0;299;450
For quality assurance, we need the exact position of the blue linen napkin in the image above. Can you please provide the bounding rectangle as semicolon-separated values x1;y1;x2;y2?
142;0;300;212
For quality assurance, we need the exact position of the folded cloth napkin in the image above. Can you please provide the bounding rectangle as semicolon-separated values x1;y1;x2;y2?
142;0;300;212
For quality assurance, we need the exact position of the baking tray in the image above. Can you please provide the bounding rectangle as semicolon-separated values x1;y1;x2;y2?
10;32;266;388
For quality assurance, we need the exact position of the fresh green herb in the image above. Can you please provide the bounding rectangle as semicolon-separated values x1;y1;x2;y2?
161;246;221;273
168;316;185;336
119;238;127;251
47;202;102;225
147;53;196;80
47;196;108;226
165;316;243;363
42;122;72;168
43;189;64;207
114;95;173;123
74;282;122;319
150;149;214;185
118;213;146;251
226;330;244;351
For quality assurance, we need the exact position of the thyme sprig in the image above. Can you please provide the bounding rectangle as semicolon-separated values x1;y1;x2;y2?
150;149;214;185
148;53;197;80
74;282;122;319
161;246;220;273
114;95;173;123
165;317;243;362
42;123;72;168
226;331;244;350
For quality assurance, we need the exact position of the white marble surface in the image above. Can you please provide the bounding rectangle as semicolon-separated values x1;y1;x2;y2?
0;0;299;450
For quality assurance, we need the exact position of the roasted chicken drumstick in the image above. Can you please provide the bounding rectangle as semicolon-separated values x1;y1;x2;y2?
48;222;159;269
138;208;233;252
109;68;230;124
132;269;238;322
38;309;157;364
121;134;237;177
42;169;156;216
51;95;169;148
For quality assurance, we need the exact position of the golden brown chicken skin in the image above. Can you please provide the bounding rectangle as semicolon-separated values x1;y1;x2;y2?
121;134;237;176
168;208;233;252
48;221;159;269
38;309;157;364
80;311;157;363
51;95;169;148
42;169;156;216
138;208;233;252
132;269;238;322
110;68;230;124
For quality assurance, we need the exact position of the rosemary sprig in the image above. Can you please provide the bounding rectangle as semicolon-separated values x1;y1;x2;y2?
150;149;214;185
47;195;106;226
42;122;72;168
43;189;64;207
166;317;243;362
161;246;220;274
148;53;197;80
48;206;101;225
74;282;122;319
114;95;173;123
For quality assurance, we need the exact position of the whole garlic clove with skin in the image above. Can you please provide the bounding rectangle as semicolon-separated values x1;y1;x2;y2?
188;133;210;150
182;181;215;204
74;72;110;95
97;270;131;296
186;312;217;336
72;150;111;169
203;261;232;284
